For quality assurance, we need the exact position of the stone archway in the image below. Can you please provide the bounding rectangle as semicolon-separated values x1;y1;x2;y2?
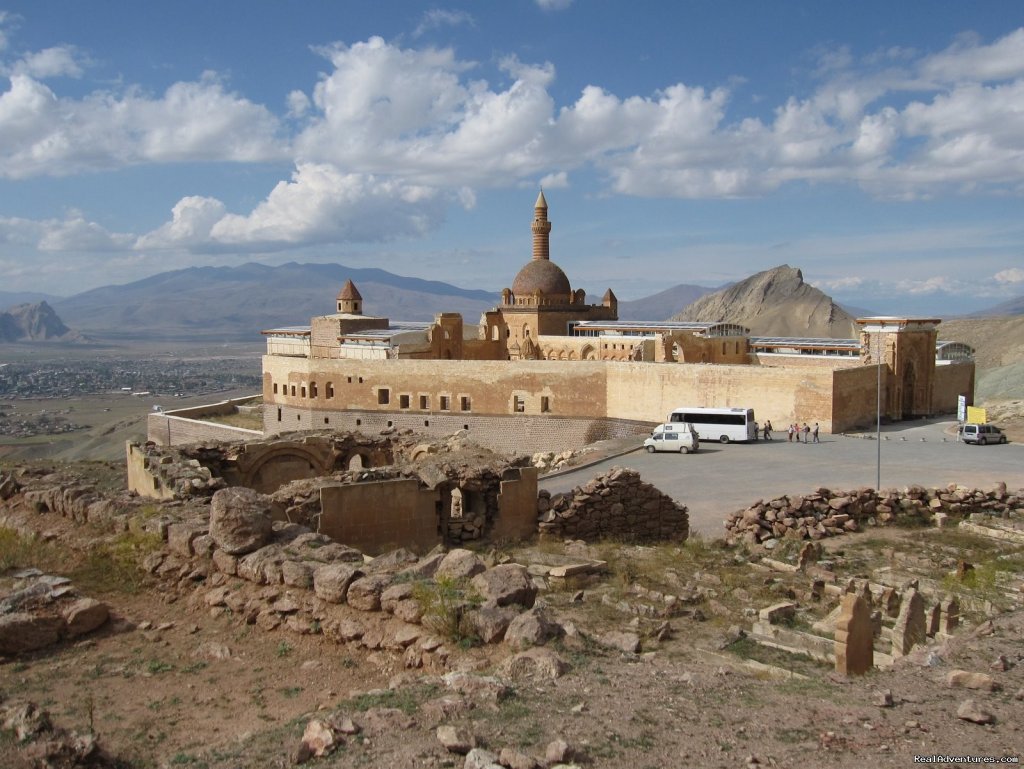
239;444;330;493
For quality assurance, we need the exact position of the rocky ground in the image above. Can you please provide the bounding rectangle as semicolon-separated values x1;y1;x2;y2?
1;461;1023;769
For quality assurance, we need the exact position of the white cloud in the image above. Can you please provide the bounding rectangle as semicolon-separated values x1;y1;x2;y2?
12;46;84;79
0;71;285;178
920;29;1024;84
535;0;573;10
135;196;227;250
995;267;1024;284
207;164;449;248
539;171;568;189
0;211;132;252
815;276;864;292
413;9;474;38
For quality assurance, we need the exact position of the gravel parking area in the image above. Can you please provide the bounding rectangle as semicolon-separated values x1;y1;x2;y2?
542;418;1024;539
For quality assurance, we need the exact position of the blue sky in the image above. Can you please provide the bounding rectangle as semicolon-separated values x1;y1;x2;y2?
1;1;1023;315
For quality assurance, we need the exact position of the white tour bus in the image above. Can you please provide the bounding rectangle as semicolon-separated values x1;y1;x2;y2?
667;406;755;444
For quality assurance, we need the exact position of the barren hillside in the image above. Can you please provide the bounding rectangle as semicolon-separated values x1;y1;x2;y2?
671;265;858;338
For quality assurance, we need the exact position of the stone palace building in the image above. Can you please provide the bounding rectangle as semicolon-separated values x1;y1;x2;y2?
258;193;975;454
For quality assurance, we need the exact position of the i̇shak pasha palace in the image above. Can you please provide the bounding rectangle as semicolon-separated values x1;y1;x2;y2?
150;192;975;455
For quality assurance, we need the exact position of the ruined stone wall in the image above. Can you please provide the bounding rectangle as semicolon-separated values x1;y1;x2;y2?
725;482;1022;544
493;467;541;542
537;467;688;542
319;480;440;555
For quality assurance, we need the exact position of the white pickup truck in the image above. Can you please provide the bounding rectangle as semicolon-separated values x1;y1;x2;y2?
643;422;699;454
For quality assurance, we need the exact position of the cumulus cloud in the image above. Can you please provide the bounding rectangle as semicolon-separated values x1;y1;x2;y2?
135;196;227;250
136;165;453;253
995;267;1024;284
0;70;285;178
535;0;573;10
4;24;1024;270
0;211;132;252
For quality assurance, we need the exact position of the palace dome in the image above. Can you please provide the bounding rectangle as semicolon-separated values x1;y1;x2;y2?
510;259;572;298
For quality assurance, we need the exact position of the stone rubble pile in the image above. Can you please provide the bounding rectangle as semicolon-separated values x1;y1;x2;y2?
531;448;583;473
133;443;227;498
0;571;111;656
537;466;688;542
724;482;1023;544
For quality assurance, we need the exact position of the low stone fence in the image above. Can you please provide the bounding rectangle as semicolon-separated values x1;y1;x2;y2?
725;482;1023;545
537;466;689;542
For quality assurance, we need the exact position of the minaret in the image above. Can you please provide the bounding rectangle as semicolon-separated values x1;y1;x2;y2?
531;190;551;261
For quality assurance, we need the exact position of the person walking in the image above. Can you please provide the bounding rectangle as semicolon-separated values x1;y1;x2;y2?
802;423;810;443
812;423;820;443
764;420;773;441
753;421;760;441
788;424;795;442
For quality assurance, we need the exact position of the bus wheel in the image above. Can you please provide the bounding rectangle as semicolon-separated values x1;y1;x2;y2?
719;435;730;444
646;445;656;453
679;446;690;454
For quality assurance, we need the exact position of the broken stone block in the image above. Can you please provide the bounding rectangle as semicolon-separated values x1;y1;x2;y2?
758;602;796;624
62;597;109;638
891;588;926;657
947;670;1001;691
209;487;273;555
312;563;363;604
834;594;873;676
470;564;537;609
435;725;475;755
956;699;995;725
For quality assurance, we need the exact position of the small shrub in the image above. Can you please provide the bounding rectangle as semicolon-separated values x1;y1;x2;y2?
0;527;64;573
412;576;480;644
71;531;162;595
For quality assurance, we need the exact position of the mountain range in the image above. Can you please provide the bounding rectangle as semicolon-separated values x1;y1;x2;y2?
2;261;1022;343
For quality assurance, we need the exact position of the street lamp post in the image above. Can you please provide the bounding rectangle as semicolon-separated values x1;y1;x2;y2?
876;353;881;491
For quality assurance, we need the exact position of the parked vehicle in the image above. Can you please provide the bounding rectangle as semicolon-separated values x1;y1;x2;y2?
644;422;700;454
959;423;1008;445
667;406;755;443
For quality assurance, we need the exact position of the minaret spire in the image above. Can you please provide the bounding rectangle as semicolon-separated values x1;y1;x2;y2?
531;190;551;261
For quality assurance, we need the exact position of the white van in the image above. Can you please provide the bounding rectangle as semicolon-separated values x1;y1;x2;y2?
643;423;699;454
959;423;1008;445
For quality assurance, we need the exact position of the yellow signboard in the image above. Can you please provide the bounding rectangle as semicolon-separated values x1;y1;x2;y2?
966;406;987;424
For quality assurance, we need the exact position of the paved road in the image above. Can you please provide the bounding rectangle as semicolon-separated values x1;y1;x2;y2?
541;419;1024;539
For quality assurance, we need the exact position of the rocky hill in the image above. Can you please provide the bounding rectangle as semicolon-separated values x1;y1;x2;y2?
671;264;859;338
0;301;83;342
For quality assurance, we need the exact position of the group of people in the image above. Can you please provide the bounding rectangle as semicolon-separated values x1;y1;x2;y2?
752;420;819;443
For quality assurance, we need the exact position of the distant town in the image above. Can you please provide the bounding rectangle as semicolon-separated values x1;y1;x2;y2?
0;357;261;439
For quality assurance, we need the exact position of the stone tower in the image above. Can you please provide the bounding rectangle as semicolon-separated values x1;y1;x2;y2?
337;279;363;315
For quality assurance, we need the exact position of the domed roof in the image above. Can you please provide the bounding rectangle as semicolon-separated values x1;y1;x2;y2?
511;259;571;298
